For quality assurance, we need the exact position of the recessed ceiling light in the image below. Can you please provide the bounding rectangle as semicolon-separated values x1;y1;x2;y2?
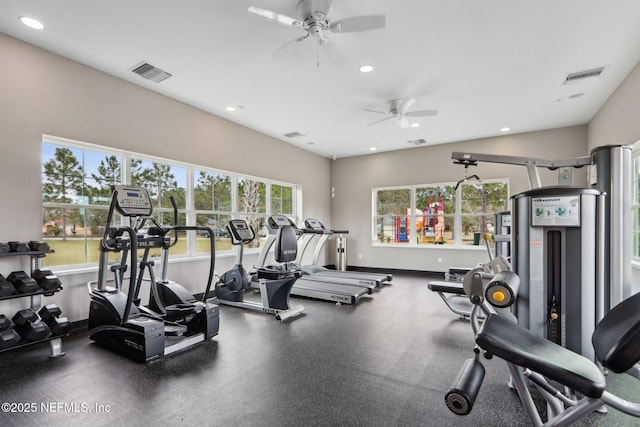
225;106;236;112
410;123;420;128
500;127;510;132
369;147;377;151
359;65;374;73
19;16;44;30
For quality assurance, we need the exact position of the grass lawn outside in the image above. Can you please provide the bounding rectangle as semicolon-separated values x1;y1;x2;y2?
43;237;233;267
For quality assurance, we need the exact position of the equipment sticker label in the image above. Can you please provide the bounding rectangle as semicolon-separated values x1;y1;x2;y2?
531;196;580;227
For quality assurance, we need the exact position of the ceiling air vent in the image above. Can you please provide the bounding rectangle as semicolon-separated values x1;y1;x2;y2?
284;131;306;138
407;139;427;146
563;67;605;85
130;62;172;83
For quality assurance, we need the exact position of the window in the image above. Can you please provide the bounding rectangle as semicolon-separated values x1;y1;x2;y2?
194;170;233;253
42;143;123;266
372;180;509;246
415;185;455;245
237;177;267;249
41;136;299;267
374;188;411;244
460;181;509;245
131;158;188;256
271;184;293;215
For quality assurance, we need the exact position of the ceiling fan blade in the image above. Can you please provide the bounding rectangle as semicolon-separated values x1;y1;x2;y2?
330;15;385;33
248;6;303;28
319;36;344;65
272;34;310;59
397;117;410;129
405;109;439;117
363;108;389;115
366;116;393;127
396;98;415;114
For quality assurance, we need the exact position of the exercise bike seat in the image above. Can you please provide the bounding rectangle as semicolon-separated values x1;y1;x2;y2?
476;314;606;398
256;265;295;280
256;224;301;281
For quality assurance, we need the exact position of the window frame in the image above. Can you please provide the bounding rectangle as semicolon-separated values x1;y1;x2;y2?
372;179;509;248
41;135;301;269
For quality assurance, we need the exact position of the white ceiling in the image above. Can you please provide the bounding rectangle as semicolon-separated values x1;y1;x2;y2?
2;0;640;158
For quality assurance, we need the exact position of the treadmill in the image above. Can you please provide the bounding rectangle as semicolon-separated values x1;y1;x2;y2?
253;215;372;305
297;218;393;288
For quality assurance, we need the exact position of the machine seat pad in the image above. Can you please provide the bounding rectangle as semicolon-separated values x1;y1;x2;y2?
592;291;640;373
476;314;606;398
428;281;466;295
257;265;294;280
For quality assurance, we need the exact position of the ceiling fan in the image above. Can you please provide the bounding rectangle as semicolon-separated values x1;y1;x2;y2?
364;99;438;129
248;0;385;66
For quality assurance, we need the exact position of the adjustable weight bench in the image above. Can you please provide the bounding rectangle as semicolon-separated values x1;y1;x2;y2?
471;291;640;425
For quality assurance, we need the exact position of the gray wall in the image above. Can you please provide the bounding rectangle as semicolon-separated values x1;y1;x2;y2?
329;126;588;272
0;33;330;321
588;61;640;150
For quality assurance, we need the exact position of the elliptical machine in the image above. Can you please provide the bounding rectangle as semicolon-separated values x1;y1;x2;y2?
88;185;219;362
214;219;304;321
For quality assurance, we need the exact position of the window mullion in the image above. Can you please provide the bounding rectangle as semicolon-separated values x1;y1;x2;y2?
410;186;416;245
186;167;196;256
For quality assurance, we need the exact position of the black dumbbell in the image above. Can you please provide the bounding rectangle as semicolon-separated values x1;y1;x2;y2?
38;305;71;336
12;309;51;342
0;314;12;331
0;243;9;254
7;271;40;294
0;275;17;297
0;314;21;350
29;241;53;253
0;329;21;349
32;270;63;291
8;242;30;252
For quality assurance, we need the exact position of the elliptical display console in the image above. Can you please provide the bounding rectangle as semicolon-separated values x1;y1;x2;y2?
87;185;219;362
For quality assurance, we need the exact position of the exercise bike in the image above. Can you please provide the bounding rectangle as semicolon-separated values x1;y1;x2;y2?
87;185;219;362
214;219;304;322
445;267;640;426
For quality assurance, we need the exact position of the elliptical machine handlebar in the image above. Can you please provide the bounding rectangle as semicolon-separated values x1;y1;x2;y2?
99;189;139;324
164;195;180;248
102;189;122;252
171;224;216;303
119;227;138;324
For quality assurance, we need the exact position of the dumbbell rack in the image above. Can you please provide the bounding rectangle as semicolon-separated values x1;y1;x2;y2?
0;250;65;358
